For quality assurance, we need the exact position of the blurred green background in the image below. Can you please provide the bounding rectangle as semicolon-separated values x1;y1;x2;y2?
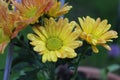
0;0;120;79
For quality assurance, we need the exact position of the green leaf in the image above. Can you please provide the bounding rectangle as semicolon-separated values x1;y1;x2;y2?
16;69;39;80
107;64;120;72
37;71;48;80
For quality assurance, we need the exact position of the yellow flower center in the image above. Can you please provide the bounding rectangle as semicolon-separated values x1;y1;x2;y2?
46;37;63;51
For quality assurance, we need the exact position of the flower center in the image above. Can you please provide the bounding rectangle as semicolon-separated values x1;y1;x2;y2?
46;37;63;51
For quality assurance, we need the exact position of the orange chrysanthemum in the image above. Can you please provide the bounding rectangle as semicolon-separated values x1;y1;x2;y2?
0;0;24;53
46;0;72;17
11;0;54;24
77;16;118;53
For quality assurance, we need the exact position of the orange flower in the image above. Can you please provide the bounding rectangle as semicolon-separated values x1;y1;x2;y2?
11;0;54;24
0;0;25;53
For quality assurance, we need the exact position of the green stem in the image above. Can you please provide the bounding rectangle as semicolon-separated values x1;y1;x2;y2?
48;62;55;80
71;46;90;80
71;54;83;80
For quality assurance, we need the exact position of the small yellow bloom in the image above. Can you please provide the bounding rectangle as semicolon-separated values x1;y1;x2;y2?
46;0;72;17
0;0;24;53
77;16;118;53
11;0;54;24
27;18;82;63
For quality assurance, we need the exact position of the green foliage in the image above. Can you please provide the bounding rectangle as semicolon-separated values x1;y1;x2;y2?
16;69;39;80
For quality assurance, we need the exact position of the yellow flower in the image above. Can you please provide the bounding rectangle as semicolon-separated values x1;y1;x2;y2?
11;0;54;24
0;0;24;53
77;16;118;53
46;0;72;17
27;18;82;63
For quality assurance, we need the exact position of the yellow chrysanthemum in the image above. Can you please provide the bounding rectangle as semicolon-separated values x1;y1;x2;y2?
27;18;82;63
11;0;54;24
46;0;72;17
77;16;118;53
0;0;24;53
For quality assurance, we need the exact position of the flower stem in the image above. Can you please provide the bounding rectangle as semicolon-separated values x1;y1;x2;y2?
49;62;55;80
71;46;90;80
71;54;83;80
3;42;14;80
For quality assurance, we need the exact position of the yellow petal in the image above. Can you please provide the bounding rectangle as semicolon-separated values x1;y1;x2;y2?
33;45;46;52
64;28;80;43
50;51;57;62
55;18;68;36
101;44;111;51
27;33;40;41
42;54;47;63
92;46;99;53
60;22;76;40
62;46;77;58
32;27;46;41
30;40;45;46
55;50;62;58
45;18;56;36
100;30;118;40
38;27;48;38
65;41;83;49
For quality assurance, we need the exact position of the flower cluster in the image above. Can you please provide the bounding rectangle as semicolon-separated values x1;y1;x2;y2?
0;0;118;63
0;0;119;80
0;0;72;54
0;0;23;53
